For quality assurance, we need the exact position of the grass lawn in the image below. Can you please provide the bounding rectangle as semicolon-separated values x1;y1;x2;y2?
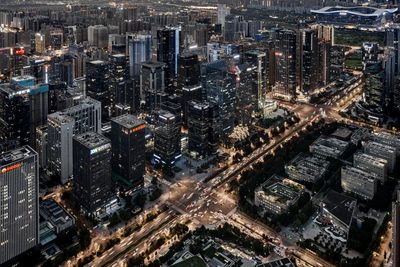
335;29;384;46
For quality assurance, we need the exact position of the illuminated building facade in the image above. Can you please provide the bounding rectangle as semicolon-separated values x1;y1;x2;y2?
0;146;39;265
73;132;112;217
110;114;146;193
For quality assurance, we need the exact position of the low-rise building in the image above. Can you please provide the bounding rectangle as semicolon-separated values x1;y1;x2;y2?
319;190;357;237
39;199;75;234
353;152;387;183
255;176;305;215
370;131;400;156
309;136;349;159
341;166;378;200
350;127;370;146
331;127;353;141
258;258;296;267
285;153;330;183
364;141;397;172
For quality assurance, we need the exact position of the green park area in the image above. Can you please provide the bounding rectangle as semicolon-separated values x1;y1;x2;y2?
335;29;384;46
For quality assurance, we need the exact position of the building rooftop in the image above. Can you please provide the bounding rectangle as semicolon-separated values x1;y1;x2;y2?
310;136;349;157
354;152;387;168
40;199;75;233
89;60;106;65
365;141;396;154
141;61;166;69
311;6;397;17
48;112;75;125
0;145;36;167
285;153;330;182
257;176;304;205
370;131;400;149
111;114;145;129
331;127;353;141
62;97;101;115
74;132;110;149
321;190;356;227
342;165;377;183
258;257;296;267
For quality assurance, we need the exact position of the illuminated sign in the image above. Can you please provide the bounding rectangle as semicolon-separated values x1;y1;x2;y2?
90;144;111;155
14;47;25;56
1;163;22;174
130;124;145;133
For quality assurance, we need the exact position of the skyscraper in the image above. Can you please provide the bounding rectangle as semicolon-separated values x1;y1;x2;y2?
48;97;101;183
86;60;110;121
0;77;48;147
393;190;400;267
110;114;146;193
128;33;152;78
201;60;236;137
140;61;166;112
153;110;181;169
187;100;219;158
73;132;113;217
299;28;319;94
87;25;108;49
109;54;133;116
0;146;39;265
217;4;231;30
272;29;297;100
177;52;200;93
157;26;180;92
182;85;203;127
237;50;266;124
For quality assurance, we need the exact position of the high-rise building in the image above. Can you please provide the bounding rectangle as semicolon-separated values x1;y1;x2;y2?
140;61;166;112
385;27;400;75
35;125;48;169
237;50;266;124
73;132;113;217
35;33;45;54
127;33;152;78
217;4;231;30
153;110;181;169
87;25;108;48
0;146;39;265
187;100;219;158
157;26;180;92
86;60;110;121
330;45;345;82
47;113;74;183
393;190;400;267
299;29;319;94
272;29;297;99
182;85;203;126
311;24;335;46
177;52;200;92
224;15;242;42
109;54;132;116
201;60;236;137
13;76;48;147
0;78;48;147
110;114;146;193
48;97;101;183
50;30;63;50
0;83;30;146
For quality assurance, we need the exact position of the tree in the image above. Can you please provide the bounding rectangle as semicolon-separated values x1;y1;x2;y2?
134;193;146;209
109;212;121;227
79;228;91;250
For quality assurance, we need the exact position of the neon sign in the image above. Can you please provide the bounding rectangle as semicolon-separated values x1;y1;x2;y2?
1;163;22;174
